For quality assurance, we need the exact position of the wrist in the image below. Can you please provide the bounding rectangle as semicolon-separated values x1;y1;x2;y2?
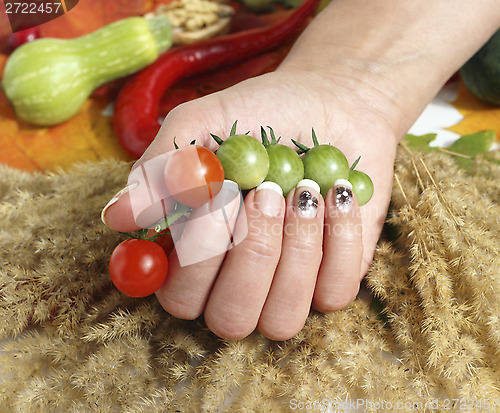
279;0;500;139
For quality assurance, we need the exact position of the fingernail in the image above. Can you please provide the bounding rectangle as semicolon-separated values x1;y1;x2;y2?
255;181;283;217
334;179;353;213
211;180;241;223
296;179;321;195
101;182;139;225
294;179;320;218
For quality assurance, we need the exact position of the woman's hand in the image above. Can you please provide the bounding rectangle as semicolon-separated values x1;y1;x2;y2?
101;0;500;341
101;66;399;340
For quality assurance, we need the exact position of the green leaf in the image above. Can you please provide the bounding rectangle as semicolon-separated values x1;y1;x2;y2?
268;126;278;145
211;133;223;145
350;156;361;171
446;130;495;170
311;128;319;146
173;136;179;150
402;131;495;171
402;133;436;153
447;130;495;157
291;139;310;154
261;126;270;147
230;120;238;136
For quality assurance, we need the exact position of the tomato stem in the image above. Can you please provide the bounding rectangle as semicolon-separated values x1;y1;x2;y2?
117;230;169;242
154;203;192;233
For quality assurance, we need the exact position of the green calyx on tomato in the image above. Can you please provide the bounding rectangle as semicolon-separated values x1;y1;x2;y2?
292;129;350;197
212;121;269;190
261;126;304;196
348;157;374;206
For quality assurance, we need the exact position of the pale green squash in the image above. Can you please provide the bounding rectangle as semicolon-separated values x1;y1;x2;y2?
2;16;172;125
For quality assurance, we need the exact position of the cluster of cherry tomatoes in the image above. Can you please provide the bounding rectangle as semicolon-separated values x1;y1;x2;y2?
108;124;373;298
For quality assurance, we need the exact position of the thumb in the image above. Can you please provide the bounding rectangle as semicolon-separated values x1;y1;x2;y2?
102;97;229;232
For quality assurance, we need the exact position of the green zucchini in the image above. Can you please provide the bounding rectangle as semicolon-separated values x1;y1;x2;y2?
2;16;172;126
460;28;500;106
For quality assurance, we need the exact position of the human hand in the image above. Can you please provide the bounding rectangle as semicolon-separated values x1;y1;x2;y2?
102;66;399;340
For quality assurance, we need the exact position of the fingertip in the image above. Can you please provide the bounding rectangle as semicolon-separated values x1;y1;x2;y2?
312;281;361;313
296;178;321;195
325;180;360;215
101;184;143;232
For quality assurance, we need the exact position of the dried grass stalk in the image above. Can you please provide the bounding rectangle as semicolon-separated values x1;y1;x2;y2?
0;147;498;411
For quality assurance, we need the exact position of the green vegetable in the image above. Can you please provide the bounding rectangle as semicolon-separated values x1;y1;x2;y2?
293;129;349;197
2;16;172;125
214;133;270;190
261;127;304;195
460;28;500;106
348;169;374;206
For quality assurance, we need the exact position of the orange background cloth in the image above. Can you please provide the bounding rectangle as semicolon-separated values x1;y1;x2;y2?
0;0;498;173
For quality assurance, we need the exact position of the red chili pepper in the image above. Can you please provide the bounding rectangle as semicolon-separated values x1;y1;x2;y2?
113;0;320;158
7;27;41;51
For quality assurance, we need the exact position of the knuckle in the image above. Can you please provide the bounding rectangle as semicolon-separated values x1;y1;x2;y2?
285;236;322;262
241;236;280;262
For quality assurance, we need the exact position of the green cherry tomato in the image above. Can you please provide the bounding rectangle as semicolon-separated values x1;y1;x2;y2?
265;144;304;195
216;134;269;190
348;169;374;206
302;145;349;197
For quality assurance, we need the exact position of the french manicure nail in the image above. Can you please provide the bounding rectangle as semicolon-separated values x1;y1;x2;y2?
211;180;241;223
101;182;139;225
255;181;283;217
296;179;321;195
294;179;320;218
334;178;353;213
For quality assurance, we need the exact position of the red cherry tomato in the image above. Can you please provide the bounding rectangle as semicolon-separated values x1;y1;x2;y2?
7;27;41;51
164;145;224;207
109;239;168;298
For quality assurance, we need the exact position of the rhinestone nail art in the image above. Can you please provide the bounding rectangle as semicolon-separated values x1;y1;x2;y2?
296;189;319;218
335;185;353;213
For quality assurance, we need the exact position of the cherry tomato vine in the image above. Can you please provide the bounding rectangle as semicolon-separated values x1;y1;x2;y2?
108;121;373;298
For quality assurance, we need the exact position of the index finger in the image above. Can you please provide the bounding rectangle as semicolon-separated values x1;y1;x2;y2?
101;151;176;232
